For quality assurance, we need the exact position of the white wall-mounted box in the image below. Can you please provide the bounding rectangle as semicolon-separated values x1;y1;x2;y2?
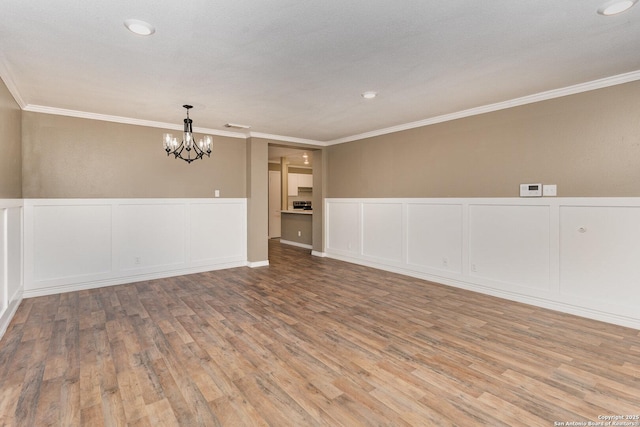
520;183;542;197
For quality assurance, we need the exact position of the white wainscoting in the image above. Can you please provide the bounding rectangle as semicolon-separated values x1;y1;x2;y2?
0;199;23;339
325;198;640;329
24;198;247;297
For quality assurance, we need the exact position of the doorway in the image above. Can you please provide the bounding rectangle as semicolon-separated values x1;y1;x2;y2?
267;145;316;248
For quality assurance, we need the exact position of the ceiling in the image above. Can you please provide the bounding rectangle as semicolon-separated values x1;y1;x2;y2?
1;0;639;144
268;146;313;168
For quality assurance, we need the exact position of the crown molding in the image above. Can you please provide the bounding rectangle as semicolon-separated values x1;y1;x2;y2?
22;104;249;139
248;131;325;146
21;104;328;145
9;69;640;146
325;69;640;145
0;55;27;109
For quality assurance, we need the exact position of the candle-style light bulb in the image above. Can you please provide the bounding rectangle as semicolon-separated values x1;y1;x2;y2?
163;133;173;151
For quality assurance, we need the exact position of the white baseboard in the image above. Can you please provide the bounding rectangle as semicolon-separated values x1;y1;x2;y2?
311;250;327;257
279;239;312;249
326;252;640;330
324;197;640;330
23;198;248;298
23;262;246;298
0;288;23;340
247;260;270;268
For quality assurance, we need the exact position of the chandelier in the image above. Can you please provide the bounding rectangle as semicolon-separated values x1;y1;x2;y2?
163;105;212;163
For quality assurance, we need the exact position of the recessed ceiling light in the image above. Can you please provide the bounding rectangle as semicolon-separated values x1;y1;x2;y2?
597;0;638;15
124;19;156;36
361;91;378;99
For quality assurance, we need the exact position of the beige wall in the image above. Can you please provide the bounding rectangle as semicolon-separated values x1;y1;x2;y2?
21;112;246;198
281;213;312;245
268;162;281;172
289;167;312;174
0;78;22;198
246;137;269;262
312;149;326;253
12;78;640;261
327;81;640;198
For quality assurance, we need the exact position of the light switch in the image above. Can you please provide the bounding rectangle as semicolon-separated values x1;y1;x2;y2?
543;184;557;197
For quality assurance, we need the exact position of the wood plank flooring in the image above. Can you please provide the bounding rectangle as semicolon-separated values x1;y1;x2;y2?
1;240;639;426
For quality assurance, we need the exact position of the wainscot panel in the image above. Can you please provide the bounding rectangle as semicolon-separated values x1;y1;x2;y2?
24;199;247;297
0;200;23;340
468;204;551;291
362;202;403;263
33;204;113;280
116;203;186;271
325;197;640;329
560;205;640;312
326;201;361;255
407;203;463;274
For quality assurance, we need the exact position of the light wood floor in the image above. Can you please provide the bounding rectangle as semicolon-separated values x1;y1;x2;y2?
1;241;639;426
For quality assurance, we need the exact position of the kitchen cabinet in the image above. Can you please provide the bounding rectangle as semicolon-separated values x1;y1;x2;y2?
298;173;313;188
288;173;299;196
287;173;313;196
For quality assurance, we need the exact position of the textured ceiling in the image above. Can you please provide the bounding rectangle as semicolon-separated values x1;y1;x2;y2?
268;146;313;167
1;0;639;144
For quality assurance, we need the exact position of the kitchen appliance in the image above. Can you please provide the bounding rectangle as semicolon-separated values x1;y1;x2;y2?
292;201;312;210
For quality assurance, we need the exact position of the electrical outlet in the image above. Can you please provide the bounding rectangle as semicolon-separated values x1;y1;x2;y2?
471;263;477;272
297;231;302;237
214;189;220;198
134;257;141;265
442;257;448;267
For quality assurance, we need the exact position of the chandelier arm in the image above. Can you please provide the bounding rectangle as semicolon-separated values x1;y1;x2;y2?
174;142;185;159
163;105;211;163
172;141;205;163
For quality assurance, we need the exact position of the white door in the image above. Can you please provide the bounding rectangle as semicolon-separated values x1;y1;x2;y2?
268;170;281;238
